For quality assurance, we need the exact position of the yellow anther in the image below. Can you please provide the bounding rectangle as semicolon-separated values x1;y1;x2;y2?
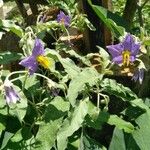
122;50;131;66
36;55;51;69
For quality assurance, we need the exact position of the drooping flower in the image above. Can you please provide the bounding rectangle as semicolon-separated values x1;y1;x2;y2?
106;34;140;66
57;11;71;27
132;68;144;84
19;38;50;75
4;80;20;104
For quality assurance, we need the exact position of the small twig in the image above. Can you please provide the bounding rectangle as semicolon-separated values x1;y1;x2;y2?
137;6;144;27
141;0;149;9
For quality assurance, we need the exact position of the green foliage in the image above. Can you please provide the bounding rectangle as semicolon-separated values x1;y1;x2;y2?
0;0;150;149
108;115;134;133
0;19;24;38
132;110;150;150
101;78;137;101
67;67;101;106
57;98;89;150
87;0;126;37
0;52;22;64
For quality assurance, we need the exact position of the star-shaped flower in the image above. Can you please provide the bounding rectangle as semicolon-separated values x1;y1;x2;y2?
57;11;71;27
19;38;50;75
4;80;20;104
106;34;140;66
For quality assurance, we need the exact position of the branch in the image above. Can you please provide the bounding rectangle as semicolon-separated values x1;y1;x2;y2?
14;0;28;20
122;0;138;29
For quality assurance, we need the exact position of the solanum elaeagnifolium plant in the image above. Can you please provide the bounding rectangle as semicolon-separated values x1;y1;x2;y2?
0;1;150;150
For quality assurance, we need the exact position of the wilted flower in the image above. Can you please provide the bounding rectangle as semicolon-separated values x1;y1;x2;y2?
39;14;47;23
51;87;60;97
57;11;71;27
4;80;20;104
107;34;140;66
19;38;50;75
132;68;144;84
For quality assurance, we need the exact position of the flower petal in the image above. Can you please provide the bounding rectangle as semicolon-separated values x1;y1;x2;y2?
5;86;19;104
32;38;45;57
112;55;123;64
139;68;144;84
132;68;144;84
122;34;134;50
106;43;124;58
131;43;140;56
19;56;38;75
131;71;139;82
130;55;136;62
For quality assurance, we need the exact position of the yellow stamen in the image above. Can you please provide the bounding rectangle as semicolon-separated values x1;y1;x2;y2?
122;50;131;66
36;55;51;69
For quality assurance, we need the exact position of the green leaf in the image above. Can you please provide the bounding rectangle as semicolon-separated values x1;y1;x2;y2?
46;49;80;78
35;97;70;150
44;96;70;122
0;52;22;64
0;132;14;150
101;78;137;101
130;98;149;111
9;25;24;38
65;50;91;66
97;46;110;69
109;128;126;150
110;129;140;150
57;98;89;150
86;101;109;130
108;115;134;133
80;134;107;150
61;58;81;78
0;19;23;38
11;129;23;142
67;67;101;106
35;120;62;150
132;111;150;150
143;39;150;46
87;0;125;37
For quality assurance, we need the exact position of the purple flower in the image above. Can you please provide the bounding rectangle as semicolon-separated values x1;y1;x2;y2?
19;38;50;75
106;34;140;66
132;68;144;84
4;80;20;104
57;11;71;27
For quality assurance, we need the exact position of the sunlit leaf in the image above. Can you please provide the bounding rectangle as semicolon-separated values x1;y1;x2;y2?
0;132;14;150
0;52;22;64
67;67;101;106
101;78;137;101
108;115;134;133
132;111;150;150
109;128;126;150
57;98;89;150
87;0;126;37
80;133;107;150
